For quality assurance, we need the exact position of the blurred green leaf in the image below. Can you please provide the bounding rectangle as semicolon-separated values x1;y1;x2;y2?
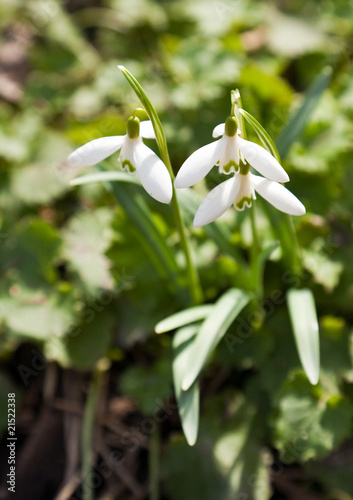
273;373;353;462
2;218;62;287
276;67;332;159
62;208;115;295
120;359;172;414
70;171;141;187
302;239;343;292
0;287;76;340
44;308;114;370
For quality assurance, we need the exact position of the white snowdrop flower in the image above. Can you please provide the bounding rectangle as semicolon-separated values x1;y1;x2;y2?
175;116;289;189
68;118;172;204
193;167;305;227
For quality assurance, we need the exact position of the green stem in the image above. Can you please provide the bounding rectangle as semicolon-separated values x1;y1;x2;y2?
82;359;109;500
249;203;263;299
249;204;260;261
286;214;303;278
160;143;202;304
119;66;203;304
149;425;160;500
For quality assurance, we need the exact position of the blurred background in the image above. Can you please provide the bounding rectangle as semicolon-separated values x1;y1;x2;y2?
0;0;353;499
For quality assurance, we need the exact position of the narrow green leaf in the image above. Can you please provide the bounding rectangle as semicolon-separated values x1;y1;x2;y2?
239;108;281;162
287;288;320;385
172;326;200;446
70;171;140;187
182;289;251;391
276;67;332;159
155;305;214;334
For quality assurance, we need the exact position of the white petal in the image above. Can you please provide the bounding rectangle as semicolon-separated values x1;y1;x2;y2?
175;137;227;189
233;174;256;211
68;136;125;166
251;174;306;216
238;137;289;183
139;120;155;139
134;143;172;204
193;176;240;227
120;137;140;170
212;123;225;138
218;136;240;174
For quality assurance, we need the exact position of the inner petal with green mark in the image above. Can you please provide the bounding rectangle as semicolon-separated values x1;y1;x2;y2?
235;196;252;210
121;160;136;173
220;160;240;174
218;136;240;175
233;173;256;211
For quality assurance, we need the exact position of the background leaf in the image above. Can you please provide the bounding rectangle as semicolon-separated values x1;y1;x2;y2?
287;288;320;385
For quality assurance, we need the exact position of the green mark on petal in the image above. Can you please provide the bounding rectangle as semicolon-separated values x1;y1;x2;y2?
127;116;140;139
122;160;136;173
236;197;252;210
221;160;239;174
239;162;250;175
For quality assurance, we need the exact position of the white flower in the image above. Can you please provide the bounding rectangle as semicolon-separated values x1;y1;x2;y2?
175;116;289;189
193;172;306;227
68;119;172;204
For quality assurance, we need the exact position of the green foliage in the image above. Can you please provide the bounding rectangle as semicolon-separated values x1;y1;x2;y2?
120;359;172;414
273;373;353;462
1;0;353;498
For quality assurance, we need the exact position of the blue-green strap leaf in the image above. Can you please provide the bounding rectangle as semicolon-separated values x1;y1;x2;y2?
181;288;251;391
172;326;200;446
155;305;214;334
287;288;320;385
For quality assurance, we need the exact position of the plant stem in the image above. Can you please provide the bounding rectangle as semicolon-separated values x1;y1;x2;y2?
149;425;160;500
158;136;203;304
81;359;109;500
286;214;303;278
161;143;203;304
119;66;203;305
249;203;260;260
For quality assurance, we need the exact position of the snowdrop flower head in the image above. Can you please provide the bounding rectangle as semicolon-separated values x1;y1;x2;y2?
175;115;289;189
68;116;172;204
193;162;305;228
